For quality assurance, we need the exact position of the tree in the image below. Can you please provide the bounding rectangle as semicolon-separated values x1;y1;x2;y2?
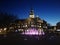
0;12;18;27
56;22;60;29
56;22;60;26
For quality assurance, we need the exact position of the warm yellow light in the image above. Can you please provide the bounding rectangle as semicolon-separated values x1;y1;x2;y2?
31;25;34;27
25;25;27;27
4;28;7;31
21;29;23;31
0;30;1;32
30;15;35;18
0;29;2;30
27;30;29;31
9;27;14;29
39;26;41;27
18;29;23;31
23;25;27;27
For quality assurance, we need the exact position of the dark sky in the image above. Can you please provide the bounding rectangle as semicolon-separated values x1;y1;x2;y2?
0;0;60;26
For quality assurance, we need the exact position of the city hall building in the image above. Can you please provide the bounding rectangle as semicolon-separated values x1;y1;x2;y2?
9;9;47;32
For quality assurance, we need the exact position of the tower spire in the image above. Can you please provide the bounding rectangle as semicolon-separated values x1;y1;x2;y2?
29;8;35;18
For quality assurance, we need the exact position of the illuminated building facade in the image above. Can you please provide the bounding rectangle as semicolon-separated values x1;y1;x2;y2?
14;9;47;32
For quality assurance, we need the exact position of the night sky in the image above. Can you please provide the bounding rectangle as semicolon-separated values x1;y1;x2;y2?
0;0;60;26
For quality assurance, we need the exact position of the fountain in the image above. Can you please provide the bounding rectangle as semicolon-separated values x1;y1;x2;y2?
22;28;45;35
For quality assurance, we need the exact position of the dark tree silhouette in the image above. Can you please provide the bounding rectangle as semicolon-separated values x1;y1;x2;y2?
56;22;60;29
0;12;18;27
56;22;60;26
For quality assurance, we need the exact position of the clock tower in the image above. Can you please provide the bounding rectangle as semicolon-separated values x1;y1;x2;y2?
29;8;35;18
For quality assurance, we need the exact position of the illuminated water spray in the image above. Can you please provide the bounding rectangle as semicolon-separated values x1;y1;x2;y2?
22;28;45;35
